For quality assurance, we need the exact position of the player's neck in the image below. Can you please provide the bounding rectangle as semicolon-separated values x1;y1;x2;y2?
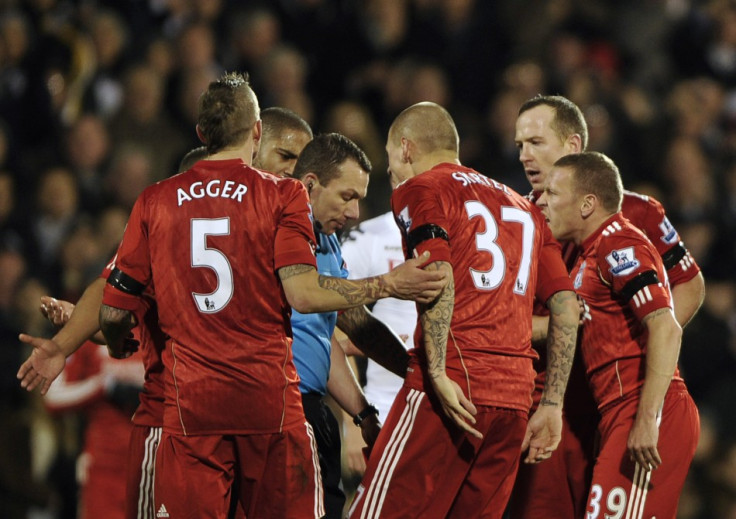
579;211;618;245
208;141;256;165
413;151;460;176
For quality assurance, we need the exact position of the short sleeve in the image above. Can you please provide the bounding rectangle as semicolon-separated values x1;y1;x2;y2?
273;179;318;270
391;179;452;264
597;233;672;321
625;195;701;286
102;193;151;313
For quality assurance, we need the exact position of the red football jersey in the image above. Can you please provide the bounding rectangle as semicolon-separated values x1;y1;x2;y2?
571;213;682;410
620;190;700;285
392;163;572;411
102;159;317;435
101;256;166;428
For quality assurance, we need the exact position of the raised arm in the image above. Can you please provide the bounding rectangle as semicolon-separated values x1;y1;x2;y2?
278;251;446;314
627;307;682;470
337;306;409;378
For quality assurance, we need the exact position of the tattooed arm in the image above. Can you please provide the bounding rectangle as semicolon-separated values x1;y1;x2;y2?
540;290;579;407
419;261;481;439
278;251;447;314
523;289;579;463
337;306;410;378
99;304;138;359
628;307;682;470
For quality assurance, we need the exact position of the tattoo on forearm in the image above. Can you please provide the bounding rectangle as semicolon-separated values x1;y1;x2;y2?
420;262;453;378
99;304;136;348
543;291;578;403
318;275;386;305
642;307;670;324
278;264;314;281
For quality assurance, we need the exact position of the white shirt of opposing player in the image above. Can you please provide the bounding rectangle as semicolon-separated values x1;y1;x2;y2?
342;212;417;421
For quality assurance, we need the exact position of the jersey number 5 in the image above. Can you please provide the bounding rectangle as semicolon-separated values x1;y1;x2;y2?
191;218;234;313
465;200;535;294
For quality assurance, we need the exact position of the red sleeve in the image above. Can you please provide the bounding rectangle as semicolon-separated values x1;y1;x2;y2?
102;192;150;314
535;222;574;304
273;179;318;270
597;233;672;321
391;179;452;264
623;193;700;285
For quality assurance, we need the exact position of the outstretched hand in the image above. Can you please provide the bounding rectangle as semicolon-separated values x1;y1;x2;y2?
17;333;66;395
385;251;448;304
39;296;75;327
521;404;562;463
431;373;482;439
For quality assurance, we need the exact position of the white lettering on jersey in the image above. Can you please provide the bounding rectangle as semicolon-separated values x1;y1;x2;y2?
451;171;509;193
177;180;248;206
605;247;641;276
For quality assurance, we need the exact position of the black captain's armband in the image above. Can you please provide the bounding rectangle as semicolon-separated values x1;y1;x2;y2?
107;268;145;296
406;224;449;255
661;242;687;271
620;270;660;302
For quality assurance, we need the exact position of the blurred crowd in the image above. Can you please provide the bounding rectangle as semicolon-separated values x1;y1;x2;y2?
0;0;735;517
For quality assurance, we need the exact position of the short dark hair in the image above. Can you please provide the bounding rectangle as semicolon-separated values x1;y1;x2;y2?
554;151;622;213
197;72;259;154
519;95;589;150
178;146;208;173
261;107;313;141
292;133;371;185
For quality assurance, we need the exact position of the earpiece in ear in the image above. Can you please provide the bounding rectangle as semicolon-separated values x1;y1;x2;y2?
307;182;314;193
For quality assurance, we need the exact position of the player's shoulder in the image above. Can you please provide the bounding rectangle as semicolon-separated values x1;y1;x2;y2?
622;189;665;213
597;216;650;254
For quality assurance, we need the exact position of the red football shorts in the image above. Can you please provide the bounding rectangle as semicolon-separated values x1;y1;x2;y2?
586;380;699;519
125;424;161;519
348;385;527;519
154;421;324;519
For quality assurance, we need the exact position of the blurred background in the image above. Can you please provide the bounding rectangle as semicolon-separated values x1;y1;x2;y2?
0;0;734;517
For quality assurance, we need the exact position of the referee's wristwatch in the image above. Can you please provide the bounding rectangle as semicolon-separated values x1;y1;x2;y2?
353;404;379;427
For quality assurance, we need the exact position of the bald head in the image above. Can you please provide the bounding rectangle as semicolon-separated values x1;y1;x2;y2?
389;102;459;154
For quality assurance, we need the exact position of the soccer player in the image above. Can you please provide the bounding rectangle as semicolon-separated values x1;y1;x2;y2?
348;102;579;519
508;94;705;519
98;73;446;518
254;106;313;177
539;151;699;518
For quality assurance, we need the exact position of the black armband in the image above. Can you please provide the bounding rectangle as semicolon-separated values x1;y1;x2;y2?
353;404;379;426
619;270;660;302
406;224;449;255
107;268;145;296
661;242;687;271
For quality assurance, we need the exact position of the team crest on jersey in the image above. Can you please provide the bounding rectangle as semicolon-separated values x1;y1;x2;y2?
573;261;586;289
605;247;640;276
658;217;678;245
